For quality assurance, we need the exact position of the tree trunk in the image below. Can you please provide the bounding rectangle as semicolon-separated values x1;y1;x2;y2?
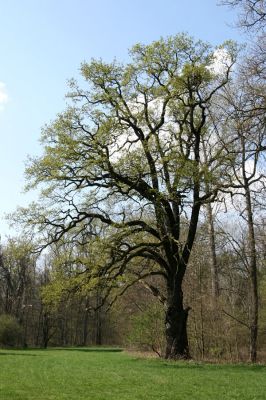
83;311;89;346
203;142;219;299
206;202;219;298
42;312;50;349
241;135;258;363
165;287;190;359
95;309;102;346
95;291;102;346
244;180;258;363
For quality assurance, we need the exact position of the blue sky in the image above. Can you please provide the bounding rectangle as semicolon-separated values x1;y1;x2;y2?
0;0;240;237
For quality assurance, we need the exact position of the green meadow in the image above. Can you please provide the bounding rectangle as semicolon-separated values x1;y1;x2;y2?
0;348;265;399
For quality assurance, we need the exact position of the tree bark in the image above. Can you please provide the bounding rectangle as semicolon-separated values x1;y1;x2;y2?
42;311;50;349
203;140;219;299
244;179;258;363
206;203;219;298
82;298;90;346
164;286;190;359
95;291;102;346
241;135;258;363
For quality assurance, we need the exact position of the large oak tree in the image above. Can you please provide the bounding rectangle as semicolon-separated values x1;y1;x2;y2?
15;34;237;358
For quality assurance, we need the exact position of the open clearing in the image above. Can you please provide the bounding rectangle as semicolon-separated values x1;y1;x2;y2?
0;348;265;399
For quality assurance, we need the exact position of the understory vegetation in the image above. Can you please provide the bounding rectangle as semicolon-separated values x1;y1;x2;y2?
0;236;266;362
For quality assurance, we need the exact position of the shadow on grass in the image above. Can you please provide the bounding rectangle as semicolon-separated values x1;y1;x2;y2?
138;359;266;373
50;347;123;353
0;352;39;356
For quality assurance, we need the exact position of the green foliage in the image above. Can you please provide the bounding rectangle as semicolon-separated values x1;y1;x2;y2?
127;303;165;356
12;33;239;239
0;314;23;347
2;237;35;271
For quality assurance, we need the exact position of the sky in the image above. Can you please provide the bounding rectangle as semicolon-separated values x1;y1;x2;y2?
0;0;241;238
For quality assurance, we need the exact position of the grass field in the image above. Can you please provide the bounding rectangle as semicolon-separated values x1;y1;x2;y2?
0;348;265;399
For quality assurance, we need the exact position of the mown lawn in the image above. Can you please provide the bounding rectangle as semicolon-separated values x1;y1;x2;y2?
0;348;265;399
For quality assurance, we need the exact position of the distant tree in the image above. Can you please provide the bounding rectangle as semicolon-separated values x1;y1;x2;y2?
221;0;266;31
0;239;36;315
220;66;266;361
221;0;266;116
219;0;265;361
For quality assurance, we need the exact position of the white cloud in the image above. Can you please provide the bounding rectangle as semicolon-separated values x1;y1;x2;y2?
208;48;232;75
0;82;8;111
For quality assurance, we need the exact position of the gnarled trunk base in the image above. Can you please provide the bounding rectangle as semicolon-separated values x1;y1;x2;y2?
165;305;191;359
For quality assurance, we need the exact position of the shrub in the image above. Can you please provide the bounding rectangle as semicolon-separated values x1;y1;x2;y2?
0;314;23;347
127;303;165;356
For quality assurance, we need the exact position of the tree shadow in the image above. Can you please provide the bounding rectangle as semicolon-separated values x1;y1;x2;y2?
139;359;266;373
0;352;39;356
51;347;123;353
